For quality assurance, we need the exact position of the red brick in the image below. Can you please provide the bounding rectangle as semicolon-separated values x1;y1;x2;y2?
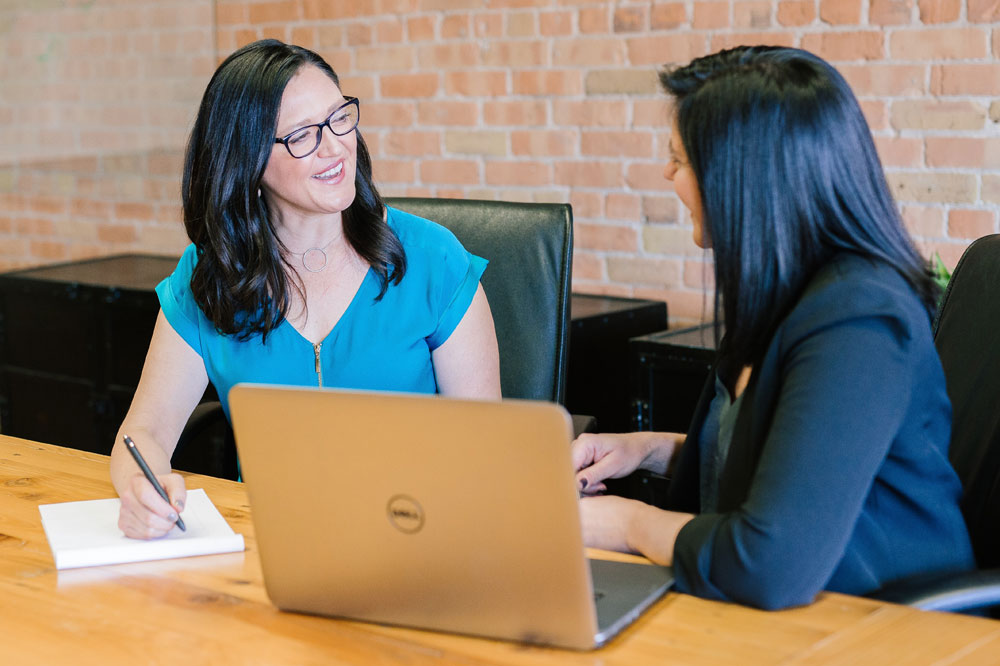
651;3;686;29
473;14;503;38
30;240;69;260
926;137;1000;168
355;45;413;71
577;223;639;251
97;223;137;243
114;202;155;221
540;11;573;36
381;73;438;98
693;1;729;29
734;2;774;28
482;40;548;68
710;32;796;51
551;100;628;128
606;256;682;288
485;161;551;186
569;191;604;219
483;101;547;126
553;161;624;188
553;38;626;66
363;102;417;127
839;64;927;96
820;0;862;23
890;28;988;59
345;23;373;46
506;13;533;37
511;130;577;157
418;43;481;69
572;251;605;281
918;0;960;23
870;0;913;25
626;163;672;191
969;0;1000;21
581;131;655;158
948;209;996;239
375;18;404;43
445;71;508;96
614;6;647;32
441;14;471;39
642;195;680;224
932;64;1000;95
383;131;441;157
513;70;582;96
579;8;610;33
606;193;642;221
902;205;945;237
874;136;922;167
627;34;706;66
777;0;816;25
372;159;416;184
417;101;478;126
420;159;480;185
800;31;884;61
407;16;435;41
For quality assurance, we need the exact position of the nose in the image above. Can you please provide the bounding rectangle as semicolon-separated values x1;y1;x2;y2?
316;123;348;157
663;162;676;181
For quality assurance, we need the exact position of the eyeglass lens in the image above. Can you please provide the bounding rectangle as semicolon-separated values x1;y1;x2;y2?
285;101;359;158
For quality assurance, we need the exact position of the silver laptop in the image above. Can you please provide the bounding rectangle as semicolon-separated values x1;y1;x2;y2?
228;384;673;650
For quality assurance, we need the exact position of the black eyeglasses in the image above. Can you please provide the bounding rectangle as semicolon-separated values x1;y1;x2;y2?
274;97;360;159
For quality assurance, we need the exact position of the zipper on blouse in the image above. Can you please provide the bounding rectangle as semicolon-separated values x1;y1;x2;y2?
313;342;323;387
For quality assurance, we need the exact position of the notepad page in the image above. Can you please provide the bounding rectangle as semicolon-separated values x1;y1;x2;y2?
38;488;245;570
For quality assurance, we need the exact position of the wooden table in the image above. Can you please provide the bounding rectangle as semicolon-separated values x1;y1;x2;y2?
2;435;999;664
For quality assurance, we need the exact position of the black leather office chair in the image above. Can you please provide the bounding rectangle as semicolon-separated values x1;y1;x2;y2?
869;234;1000;613
386;197;573;403
173;197;580;477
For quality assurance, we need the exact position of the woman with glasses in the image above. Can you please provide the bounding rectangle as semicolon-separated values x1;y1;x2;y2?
111;40;500;539
572;46;973;609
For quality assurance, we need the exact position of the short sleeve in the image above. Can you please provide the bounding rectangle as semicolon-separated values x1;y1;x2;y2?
426;249;487;350
154;244;205;357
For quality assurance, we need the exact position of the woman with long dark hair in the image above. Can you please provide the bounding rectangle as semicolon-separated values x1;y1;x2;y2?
573;46;973;609
111;40;499;538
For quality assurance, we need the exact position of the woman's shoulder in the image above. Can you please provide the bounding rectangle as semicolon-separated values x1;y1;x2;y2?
385;205;464;256
784;254;932;344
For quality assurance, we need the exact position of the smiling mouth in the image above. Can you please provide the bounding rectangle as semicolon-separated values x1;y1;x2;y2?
312;163;344;179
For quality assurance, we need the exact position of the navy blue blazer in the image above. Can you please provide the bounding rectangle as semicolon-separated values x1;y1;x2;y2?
668;254;975;609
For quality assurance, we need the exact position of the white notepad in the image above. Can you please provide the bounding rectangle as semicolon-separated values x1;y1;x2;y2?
39;488;245;570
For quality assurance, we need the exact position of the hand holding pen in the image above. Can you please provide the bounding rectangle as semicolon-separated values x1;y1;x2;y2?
123;435;186;532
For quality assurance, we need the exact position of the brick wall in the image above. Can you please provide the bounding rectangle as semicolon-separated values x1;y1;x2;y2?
2;1;999;325
0;0;213;270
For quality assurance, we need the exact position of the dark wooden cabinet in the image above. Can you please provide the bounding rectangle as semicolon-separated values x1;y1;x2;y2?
0;254;178;454
630;324;718;434
567;294;668;433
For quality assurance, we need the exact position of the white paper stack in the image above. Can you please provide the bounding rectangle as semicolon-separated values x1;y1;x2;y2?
39;488;245;570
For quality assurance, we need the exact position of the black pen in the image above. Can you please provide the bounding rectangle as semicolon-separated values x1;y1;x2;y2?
123;434;186;532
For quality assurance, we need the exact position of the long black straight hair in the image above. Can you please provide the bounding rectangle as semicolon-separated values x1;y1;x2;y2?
183;39;405;341
660;46;938;378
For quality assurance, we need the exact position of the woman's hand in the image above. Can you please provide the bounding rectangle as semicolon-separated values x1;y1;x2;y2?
580;495;695;566
117;472;188;540
571;431;680;495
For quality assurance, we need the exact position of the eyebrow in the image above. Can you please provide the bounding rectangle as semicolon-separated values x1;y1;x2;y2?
280;100;346;136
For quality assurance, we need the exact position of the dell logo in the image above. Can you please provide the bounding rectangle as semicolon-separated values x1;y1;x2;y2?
386;494;425;534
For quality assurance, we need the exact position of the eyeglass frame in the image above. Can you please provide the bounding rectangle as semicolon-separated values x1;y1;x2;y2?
273;96;360;159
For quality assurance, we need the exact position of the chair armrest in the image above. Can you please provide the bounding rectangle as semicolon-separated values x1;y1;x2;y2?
867;568;1000;612
571;414;597;439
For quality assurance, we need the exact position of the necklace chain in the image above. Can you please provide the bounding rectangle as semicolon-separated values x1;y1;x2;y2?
287;237;337;273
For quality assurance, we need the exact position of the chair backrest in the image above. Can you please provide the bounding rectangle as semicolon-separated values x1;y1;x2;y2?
387;197;573;403
933;234;1000;569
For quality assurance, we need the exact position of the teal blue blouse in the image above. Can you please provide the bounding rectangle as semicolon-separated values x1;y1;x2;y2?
156;207;487;417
